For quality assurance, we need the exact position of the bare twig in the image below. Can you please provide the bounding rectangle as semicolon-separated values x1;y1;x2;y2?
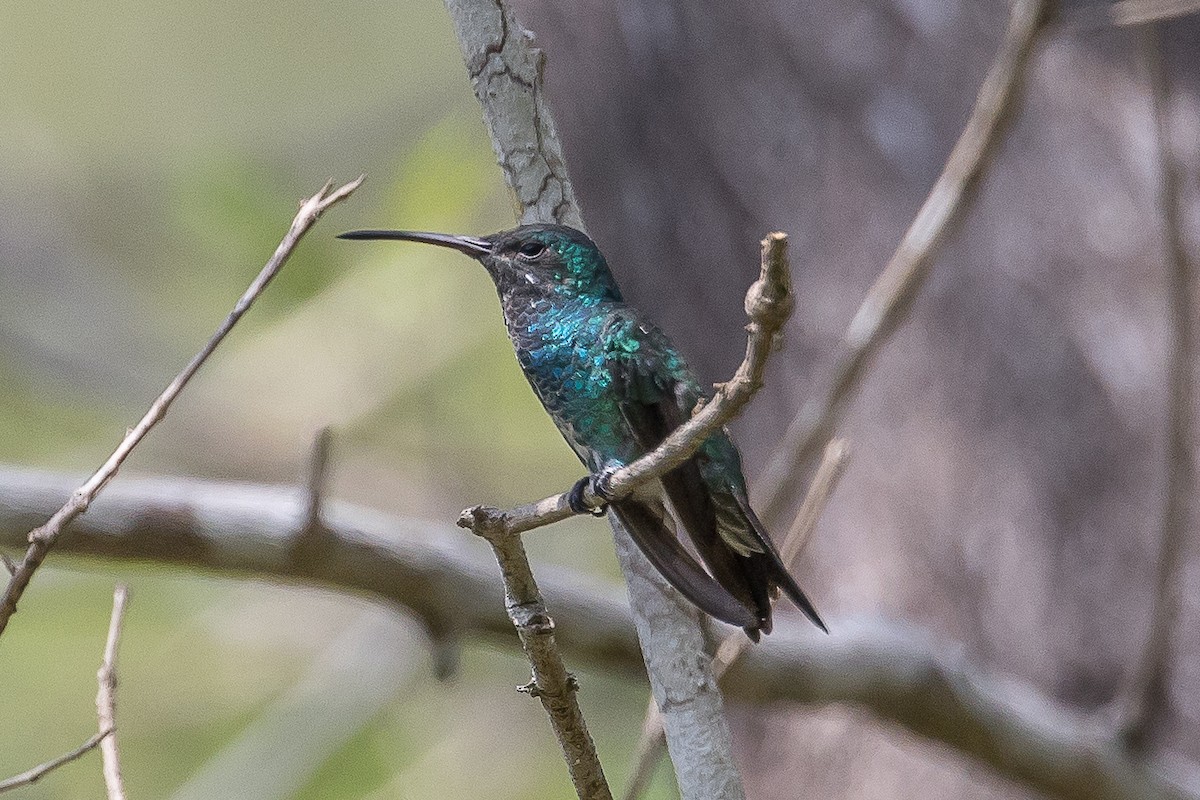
1120;22;1192;754
0;468;1197;800
97;585;130;800
460;234;794;537
621;439;850;800
0;177;362;642
755;0;1055;522
0;730;113;793
1111;0;1200;25
463;517;613;800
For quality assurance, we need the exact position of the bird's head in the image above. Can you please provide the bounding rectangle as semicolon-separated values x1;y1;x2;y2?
339;223;622;305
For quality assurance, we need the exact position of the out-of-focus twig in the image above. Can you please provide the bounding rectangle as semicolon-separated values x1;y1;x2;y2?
1119;22;1192;754
755;0;1055;522
0;177;363;643
97;585;130;800
620;439;850;800
0;730;112;793
1111;0;1200;25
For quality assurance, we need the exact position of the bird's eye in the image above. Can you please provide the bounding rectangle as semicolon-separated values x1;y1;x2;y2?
517;241;546;259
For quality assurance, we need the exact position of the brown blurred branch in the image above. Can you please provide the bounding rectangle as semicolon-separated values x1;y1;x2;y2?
0;177;363;643
0;731;112;793
0;468;1196;800
755;0;1055;522
621;439;850;800
466;522;612;800
1120;23;1192;753
97;585;129;800
1111;0;1200;25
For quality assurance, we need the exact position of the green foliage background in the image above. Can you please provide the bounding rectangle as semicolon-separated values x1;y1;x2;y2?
0;2;674;797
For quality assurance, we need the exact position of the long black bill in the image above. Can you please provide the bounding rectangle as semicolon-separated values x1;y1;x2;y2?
337;229;491;257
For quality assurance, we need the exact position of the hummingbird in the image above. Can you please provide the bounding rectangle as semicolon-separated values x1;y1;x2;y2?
339;223;825;639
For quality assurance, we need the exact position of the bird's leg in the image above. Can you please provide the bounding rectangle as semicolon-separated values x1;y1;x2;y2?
568;468;618;517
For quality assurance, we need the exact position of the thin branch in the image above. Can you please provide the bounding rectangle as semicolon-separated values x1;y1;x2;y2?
0;177;363;643
755;0;1055;522
0;730;112;793
1111;0;1200;25
0;469;1197;800
460;233;794;537
97;584;130;800
1120;22;1192;753
464;521;612;800
621;439;850;800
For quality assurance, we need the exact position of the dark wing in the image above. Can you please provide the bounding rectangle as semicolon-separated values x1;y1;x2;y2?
604;313;774;633
604;310;826;635
609;500;758;629
728;490;828;632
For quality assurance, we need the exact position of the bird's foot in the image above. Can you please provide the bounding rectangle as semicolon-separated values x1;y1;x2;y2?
568;469;616;517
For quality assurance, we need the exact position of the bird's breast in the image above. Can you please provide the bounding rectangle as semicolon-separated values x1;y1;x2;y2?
504;301;628;464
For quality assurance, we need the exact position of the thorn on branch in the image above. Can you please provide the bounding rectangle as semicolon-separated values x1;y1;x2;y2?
301;426;333;537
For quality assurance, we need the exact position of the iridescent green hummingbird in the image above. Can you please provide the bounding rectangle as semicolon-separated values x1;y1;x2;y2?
339;223;825;639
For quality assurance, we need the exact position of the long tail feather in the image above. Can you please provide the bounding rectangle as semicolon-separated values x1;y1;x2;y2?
732;493;828;633
611;500;759;630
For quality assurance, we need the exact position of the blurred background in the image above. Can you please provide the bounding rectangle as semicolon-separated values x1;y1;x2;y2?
1;0;1198;798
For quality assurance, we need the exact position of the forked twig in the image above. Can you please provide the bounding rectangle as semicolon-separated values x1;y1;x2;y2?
97;585;130;800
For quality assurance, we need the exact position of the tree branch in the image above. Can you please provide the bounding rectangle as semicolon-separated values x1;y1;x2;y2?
0;177;363;643
97;585;130;800
1120;22;1192;753
0;469;1195;800
466;520;612;800
1110;0;1200;25
755;0;1055;522
0;584;129;794
0;731;112;794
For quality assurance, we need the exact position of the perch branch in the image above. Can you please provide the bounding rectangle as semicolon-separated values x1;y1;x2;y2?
1120;22;1192;753
755;0;1055;522
621;438;850;800
97;585;130;800
0;469;1196;800
464;520;612;800
0;177;363;642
